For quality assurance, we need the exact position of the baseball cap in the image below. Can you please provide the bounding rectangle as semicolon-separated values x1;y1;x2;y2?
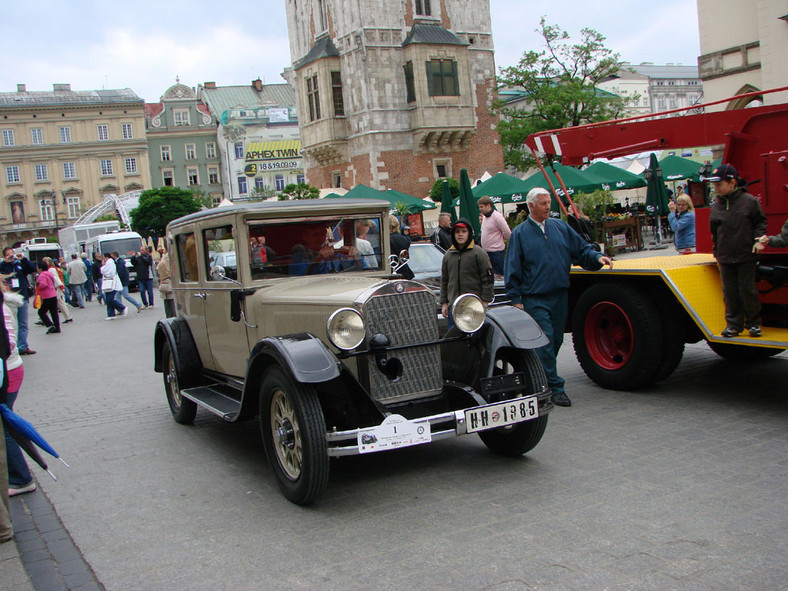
704;163;737;182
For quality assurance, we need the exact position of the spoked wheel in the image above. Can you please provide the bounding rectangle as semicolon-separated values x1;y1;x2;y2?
260;367;329;505
163;340;197;424
572;283;664;390
478;349;549;457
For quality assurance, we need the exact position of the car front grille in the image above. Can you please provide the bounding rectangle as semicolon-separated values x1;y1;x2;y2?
363;288;442;403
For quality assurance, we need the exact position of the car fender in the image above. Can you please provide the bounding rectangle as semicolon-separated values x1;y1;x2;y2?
485;305;548;350
153;317;203;384
248;334;342;385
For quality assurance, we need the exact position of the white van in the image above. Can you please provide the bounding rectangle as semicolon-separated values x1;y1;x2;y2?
84;231;144;287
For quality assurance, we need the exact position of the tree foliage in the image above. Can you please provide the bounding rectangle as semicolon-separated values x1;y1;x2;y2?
429;178;459;203
278;183;319;201
494;18;626;170
129;186;202;237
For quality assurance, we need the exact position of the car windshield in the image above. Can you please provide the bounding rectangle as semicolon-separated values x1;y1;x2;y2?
100;237;142;257
407;243;444;276
247;214;383;280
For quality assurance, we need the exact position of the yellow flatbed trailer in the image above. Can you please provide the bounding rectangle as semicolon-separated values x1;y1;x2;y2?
567;254;788;390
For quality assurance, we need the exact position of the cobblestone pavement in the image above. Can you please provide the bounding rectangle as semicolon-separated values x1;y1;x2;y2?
3;290;787;590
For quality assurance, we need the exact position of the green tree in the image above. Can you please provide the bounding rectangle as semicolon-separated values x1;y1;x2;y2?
494;18;626;170
190;186;215;209
278;183;319;201
429;178;459;203
129;186;202;237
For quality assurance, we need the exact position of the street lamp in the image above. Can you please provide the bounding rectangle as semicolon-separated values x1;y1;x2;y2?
49;190;60;234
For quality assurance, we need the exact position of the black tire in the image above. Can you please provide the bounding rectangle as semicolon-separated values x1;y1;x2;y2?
572;283;665;390
478;349;549;457
259;367;329;505
653;300;686;382
163;340;197;424
707;341;785;360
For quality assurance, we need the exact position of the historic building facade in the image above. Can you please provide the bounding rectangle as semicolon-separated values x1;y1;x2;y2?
145;82;223;204
0;84;149;245
198;80;302;201
697;0;788;110
283;0;503;197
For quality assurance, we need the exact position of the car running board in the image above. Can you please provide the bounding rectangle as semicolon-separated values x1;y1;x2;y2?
180;385;241;421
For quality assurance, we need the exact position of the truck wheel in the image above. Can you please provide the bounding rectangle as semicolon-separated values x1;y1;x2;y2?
572;283;664;390
653;301;686;382
259;367;329;505
707;342;785;360
163;340;197;424
478;350;549;457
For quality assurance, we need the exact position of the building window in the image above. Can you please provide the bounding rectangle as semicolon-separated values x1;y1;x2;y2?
275;174;286;191
125;158;138;174
404;61;416;103
669;97;677;109
187;168;199;185
34;164;48;181
317;0;327;31
296;173;306;185
307;74;321;121
657;98;666;111
254;177;265;191
206;142;216;158
97;124;109;141
6;166;20;184
100;159;113;176
59;127;71;143
238;176;248;195
2;130;15;146
426;59;459;96
161;145;171;161
415;0;431;16
31;128;43;145
234;142;244;159
436;163;447;178
174;110;190;126
39;199;55;222
63;162;77;179
208;167;220;184
162;170;174;186
331;71;345;116
66;196;81;219
185;144;196;159
122;123;133;139
332;172;342;188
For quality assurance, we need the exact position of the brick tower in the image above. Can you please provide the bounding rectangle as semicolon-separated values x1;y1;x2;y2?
283;0;503;197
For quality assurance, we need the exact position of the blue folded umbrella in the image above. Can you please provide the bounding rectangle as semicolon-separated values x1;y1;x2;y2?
1;403;69;480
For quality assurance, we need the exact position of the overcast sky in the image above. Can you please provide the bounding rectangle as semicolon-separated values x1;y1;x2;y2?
1;0;700;103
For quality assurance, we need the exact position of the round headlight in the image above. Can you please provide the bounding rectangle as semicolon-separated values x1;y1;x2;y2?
451;294;485;334
327;308;366;351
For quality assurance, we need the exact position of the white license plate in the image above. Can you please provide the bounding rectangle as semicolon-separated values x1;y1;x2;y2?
464;396;539;433
357;414;431;454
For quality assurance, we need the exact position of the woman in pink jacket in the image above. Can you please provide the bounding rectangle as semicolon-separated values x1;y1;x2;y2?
35;260;60;334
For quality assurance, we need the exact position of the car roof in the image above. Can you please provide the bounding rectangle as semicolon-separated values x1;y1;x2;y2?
167;198;391;232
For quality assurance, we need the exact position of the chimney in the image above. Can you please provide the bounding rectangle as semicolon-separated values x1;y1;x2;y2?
204;81;216;89
53;83;71;91
252;79;263;91
17;84;26;93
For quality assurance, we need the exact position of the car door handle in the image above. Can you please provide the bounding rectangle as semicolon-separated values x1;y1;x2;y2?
193;292;207;299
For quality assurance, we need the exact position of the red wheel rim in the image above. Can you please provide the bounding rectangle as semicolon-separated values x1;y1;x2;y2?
584;301;634;370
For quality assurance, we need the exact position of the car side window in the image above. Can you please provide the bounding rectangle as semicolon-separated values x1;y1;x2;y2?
175;232;198;282
204;225;236;281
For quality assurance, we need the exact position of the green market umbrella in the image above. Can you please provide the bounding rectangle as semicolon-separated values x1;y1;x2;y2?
326;184;435;213
645;153;670;246
521;163;607;195
471;173;531;204
584;161;647;190
458;169;481;243
655;155;704;182
440;179;457;224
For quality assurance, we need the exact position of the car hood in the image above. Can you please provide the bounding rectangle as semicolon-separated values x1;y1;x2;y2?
257;273;395;306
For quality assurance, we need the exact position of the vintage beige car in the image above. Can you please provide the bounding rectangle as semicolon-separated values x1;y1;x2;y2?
154;198;553;504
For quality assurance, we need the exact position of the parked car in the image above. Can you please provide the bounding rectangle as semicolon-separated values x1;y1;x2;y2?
406;241;509;304
154;199;552;505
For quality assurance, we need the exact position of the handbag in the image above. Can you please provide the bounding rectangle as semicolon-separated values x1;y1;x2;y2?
33;294;42;309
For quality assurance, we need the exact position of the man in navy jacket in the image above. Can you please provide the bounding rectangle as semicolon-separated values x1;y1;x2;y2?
505;189;612;407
